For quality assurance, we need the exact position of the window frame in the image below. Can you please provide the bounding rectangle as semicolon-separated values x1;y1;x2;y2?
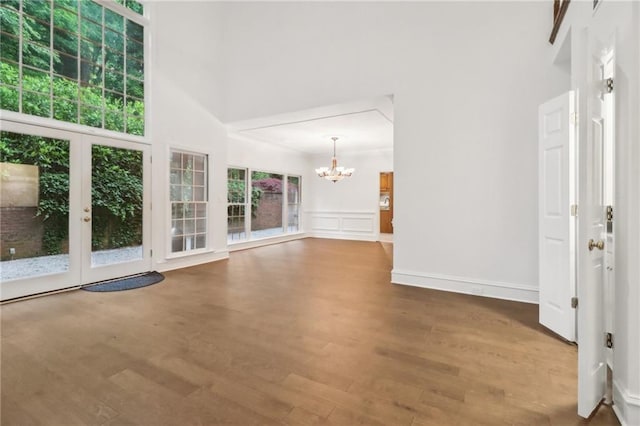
227;166;249;243
226;166;302;245
0;0;150;144
286;174;301;233
168;148;209;256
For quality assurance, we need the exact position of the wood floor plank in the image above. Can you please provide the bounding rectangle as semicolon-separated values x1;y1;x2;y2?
282;373;416;425
0;238;619;425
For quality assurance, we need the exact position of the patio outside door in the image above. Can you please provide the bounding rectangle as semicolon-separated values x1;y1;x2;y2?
0;121;151;301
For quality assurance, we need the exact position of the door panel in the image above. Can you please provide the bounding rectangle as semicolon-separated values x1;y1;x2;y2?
81;135;151;284
0;121;82;300
577;37;612;419
538;91;577;342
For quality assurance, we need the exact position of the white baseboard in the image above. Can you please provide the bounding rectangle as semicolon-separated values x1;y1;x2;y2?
228;233;308;252
378;233;393;243
391;269;539;304
613;379;640;426
156;249;229;272
311;231;378;242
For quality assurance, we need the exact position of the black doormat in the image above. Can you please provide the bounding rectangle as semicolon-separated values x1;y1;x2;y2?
82;271;164;292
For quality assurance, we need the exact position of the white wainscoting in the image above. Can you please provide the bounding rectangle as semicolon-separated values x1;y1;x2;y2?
391;269;539;304
308;210;377;241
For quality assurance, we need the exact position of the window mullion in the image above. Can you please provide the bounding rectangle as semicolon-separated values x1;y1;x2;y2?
48;0;53;119
17;0;23;114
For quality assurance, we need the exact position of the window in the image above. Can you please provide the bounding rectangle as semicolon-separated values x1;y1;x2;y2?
287;175;300;232
0;0;146;135
227;168;301;243
227;168;247;241
170;150;207;253
251;171;284;238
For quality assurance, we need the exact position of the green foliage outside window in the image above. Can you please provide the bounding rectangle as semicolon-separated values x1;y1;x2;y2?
0;0;145;135
0;131;143;254
228;168;263;218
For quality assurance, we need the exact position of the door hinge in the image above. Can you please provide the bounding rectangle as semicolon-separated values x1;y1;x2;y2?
570;112;578;126
571;204;578;217
605;78;614;93
571;297;578;309
605;332;614;349
150;249;153;257
606;205;613;222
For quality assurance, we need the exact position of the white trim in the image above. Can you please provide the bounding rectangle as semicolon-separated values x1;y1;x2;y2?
311;232;378;242
613;380;640;426
0;111;149;145
378;233;393;243
228;232;307;252
155;250;229;273
391;269;539;304
94;0;149;26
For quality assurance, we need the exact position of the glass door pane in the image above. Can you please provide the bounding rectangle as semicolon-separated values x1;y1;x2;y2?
90;144;143;266
0;131;71;281
0;121;82;301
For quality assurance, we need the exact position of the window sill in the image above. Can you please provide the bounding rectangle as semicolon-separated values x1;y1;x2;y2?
164;248;220;260
228;232;307;251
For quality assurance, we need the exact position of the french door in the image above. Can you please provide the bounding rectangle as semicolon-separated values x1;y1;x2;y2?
0;121;151;301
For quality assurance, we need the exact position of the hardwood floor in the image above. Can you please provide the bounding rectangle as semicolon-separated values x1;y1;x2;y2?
1;238;618;425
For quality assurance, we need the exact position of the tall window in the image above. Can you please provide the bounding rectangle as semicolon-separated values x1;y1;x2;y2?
287;175;300;232
170;150;207;253
227;168;301;243
227;168;246;241
251;171;283;239
0;0;146;135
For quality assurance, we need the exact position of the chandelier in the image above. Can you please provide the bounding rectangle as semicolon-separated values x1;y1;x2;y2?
315;137;355;183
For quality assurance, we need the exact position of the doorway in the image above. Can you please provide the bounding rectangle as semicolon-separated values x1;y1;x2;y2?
379;171;393;239
0;121;151;301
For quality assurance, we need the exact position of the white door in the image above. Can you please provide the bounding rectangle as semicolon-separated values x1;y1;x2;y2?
80;135;152;284
0;121;151;301
0;121;82;300
576;36;613;419
538;91;577;342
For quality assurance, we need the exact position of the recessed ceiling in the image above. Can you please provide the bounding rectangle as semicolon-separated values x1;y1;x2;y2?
227;96;393;155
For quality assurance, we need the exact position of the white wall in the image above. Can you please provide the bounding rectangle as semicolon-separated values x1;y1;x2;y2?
554;2;640;424
219;1;566;303
149;2;229;271
307;149;393;241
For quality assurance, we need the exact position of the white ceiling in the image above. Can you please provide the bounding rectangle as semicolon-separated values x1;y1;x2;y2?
227;96;394;155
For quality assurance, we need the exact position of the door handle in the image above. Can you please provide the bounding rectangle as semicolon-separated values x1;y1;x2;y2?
588;239;604;251
83;217;91;222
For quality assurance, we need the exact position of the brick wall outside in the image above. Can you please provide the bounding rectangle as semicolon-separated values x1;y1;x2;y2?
252;192;283;231
0;207;44;260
